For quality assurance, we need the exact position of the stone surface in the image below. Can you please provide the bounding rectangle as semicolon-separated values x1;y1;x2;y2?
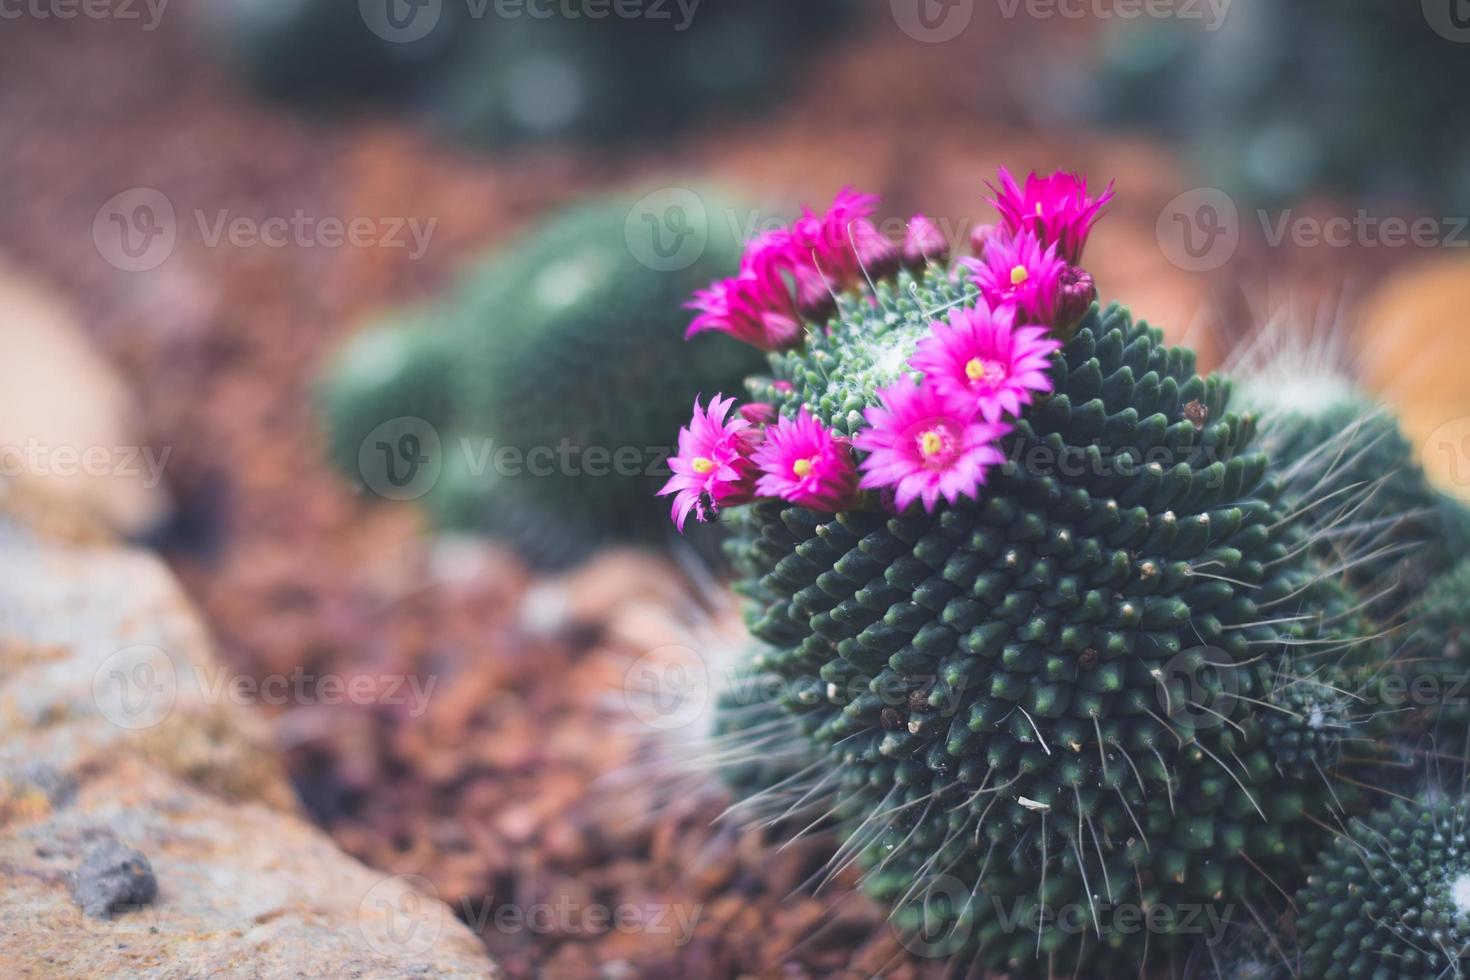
0;270;172;537
70;838;158;918
0;487;498;978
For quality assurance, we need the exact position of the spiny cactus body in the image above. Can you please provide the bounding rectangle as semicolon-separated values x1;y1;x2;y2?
1237;373;1470;610
1296;794;1470;980
657;171;1439;976
319;194;763;567
731;287;1360;972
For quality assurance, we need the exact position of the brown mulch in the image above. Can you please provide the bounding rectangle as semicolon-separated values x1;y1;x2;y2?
0;9;1438;978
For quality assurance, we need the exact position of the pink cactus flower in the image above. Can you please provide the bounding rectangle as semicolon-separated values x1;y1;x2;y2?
739;402;779;426
961;230;1066;325
686;272;804;352
1055;265;1098;336
658;395;759;530
789;187;888;292
752;409;858;511
853;381;1010;513
909;303;1062;423
969;223;998;259
986;167;1115;264
904;214;950;270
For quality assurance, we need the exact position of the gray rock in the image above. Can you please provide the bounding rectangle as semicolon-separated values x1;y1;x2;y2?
0;486;500;978
70;839;157;918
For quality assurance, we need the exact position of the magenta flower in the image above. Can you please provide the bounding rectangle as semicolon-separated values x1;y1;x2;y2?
961;230;1066;324
986;167;1114;264
853;381;1010;513
904;214;950;270
658;395;759;531
1055;265;1098;336
788;187;888;292
686;272;804;352
969;223;998;259
752;409;858;512
740;402;778;426
909;303;1061;423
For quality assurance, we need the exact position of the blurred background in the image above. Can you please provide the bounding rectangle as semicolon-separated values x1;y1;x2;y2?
2;1;1469;976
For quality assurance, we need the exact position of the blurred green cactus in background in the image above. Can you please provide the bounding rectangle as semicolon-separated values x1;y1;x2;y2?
1089;0;1470;210
209;0;853;146
319;192;763;567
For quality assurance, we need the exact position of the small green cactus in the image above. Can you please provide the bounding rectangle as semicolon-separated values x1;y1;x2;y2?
654;171;1446;976
1234;364;1470;612
318;193;764;567
1296;794;1470;980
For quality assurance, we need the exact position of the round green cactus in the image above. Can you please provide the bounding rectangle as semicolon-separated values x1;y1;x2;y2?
1387;558;1470;745
318;193;764;567
648;171;1448;976
1296;794;1470;979
318;309;455;485
1235;371;1470;611
726;282;1369;972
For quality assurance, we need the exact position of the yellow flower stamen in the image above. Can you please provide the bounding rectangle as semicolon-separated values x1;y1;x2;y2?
966;357;1004;383
692;456;715;474
1010;264;1029;286
792;457;816;478
920;431;944;457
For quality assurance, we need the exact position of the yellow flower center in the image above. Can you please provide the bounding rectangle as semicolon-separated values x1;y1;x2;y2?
1010;264;1029;286
792;457;815;478
965;357;1005;384
1035;202;1044;217
692;456;715;474
919;431;945;457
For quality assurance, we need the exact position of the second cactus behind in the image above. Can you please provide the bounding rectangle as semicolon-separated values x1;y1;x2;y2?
319;193;763;567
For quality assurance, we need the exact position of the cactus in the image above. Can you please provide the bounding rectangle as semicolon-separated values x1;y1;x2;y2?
652;171;1443;975
209;0;852;146
1233;358;1470;613
1295;794;1470;980
318;193;764;567
1384;558;1470;747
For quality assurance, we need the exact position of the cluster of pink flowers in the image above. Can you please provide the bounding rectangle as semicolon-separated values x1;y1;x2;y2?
686;188;950;351
662;169;1110;528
